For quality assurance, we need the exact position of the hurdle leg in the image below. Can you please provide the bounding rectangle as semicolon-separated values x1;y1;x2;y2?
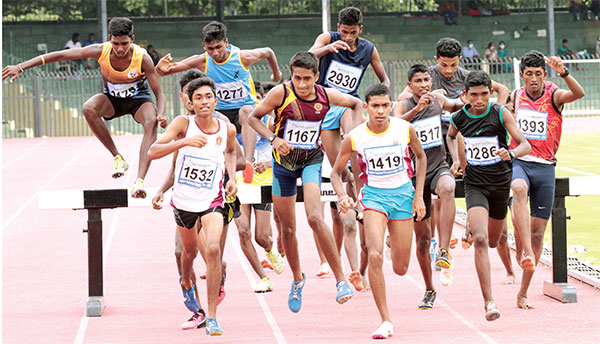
86;208;105;316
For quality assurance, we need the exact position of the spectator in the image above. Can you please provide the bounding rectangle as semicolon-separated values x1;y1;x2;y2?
83;33;97;47
65;33;82;49
591;0;599;20
484;42;499;73
569;0;589;20
439;0;458;25
497;41;512;73
557;39;583;70
462;40;480;70
146;45;162;66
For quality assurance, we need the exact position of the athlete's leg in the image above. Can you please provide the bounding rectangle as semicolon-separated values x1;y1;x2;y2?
341;209;359;271
254;207;274;252
330;205;345;254
234;204;267;279
517;216;550;309
511;178;536;264
364;209;390;323
82;94;119;157
468;207;494;304
238;105;257;162
178;223;199;291
273;195;302;282
496;220;516;284
389;219;414;276
201;212;225;319
132;102;159;182
273;210;285;257
435;174;456;251
175;229;184;276
414;218;434;290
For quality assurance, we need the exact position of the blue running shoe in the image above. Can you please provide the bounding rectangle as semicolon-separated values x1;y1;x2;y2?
180;276;200;313
205;318;223;336
335;280;354;304
288;273;306;313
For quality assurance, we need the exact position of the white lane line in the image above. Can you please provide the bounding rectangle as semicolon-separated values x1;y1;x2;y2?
385;259;497;344
2;138;47;169
73;311;89;344
556;166;597;176
2;138;93;231
228;229;287;344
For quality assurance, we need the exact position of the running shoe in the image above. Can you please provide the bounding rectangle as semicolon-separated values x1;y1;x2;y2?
242;161;254;184
436;248;451;269
111;154;128;178
418;289;436;309
180;279;200;313
485;302;501;321
181;310;206;330
265;248;284;274
429;238;438;262
254;277;274;293
205;318;223;336
130;178;147;199
288;273;306;313
349;270;364;292
371;321;394;340
316;262;331;277
335;280;354;304
440;252;455;287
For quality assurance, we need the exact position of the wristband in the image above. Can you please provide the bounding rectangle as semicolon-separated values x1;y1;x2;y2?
41;56;46;65
559;68;569;78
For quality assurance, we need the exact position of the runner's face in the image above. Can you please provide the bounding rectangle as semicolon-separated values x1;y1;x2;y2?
204;39;229;62
290;67;318;98
181;83;194;114
408;72;432;97
464;85;491;114
109;35;133;58
337;24;362;48
364;94;392;126
435;56;460;80
521;66;547;95
190;85;217;118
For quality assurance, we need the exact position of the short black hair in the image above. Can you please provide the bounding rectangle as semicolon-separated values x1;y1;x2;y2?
72;33;80;40
289;52;319;75
202;21;227;43
338;7;363;26
108;17;133;37
562;39;568;44
407;64;429;82
436;37;462;58
187;77;216;100
365;84;391;103
179;69;207;91
261;81;277;94
253;81;265;97
465;71;492;91
520;50;546;72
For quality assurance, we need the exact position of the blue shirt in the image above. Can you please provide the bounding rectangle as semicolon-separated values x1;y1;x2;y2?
462;46;479;59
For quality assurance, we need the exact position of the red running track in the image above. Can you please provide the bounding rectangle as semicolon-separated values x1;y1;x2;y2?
3;136;600;343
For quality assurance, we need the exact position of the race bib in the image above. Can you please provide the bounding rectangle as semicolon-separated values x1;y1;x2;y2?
441;110;452;123
215;81;247;104
177;155;218;189
284;119;322;149
106;81;139;98
413;115;443;149
516;109;548;140
464;136;501;166
364;144;405;176
325;60;363;93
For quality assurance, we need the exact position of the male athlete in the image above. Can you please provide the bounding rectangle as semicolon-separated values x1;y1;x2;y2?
2;17;168;198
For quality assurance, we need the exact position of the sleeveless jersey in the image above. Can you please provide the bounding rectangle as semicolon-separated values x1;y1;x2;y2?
171;116;228;212
272;82;330;171
510;81;562;164
98;42;150;99
401;96;448;174
205;45;258;110
350;117;414;189
450;103;511;186
428;64;470;131
317;32;374;98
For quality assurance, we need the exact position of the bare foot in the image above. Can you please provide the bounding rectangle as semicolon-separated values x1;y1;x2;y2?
503;273;516;284
520;256;535;273
517;294;533;309
361;274;371;292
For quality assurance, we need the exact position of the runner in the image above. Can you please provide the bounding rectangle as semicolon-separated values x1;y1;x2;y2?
330;83;426;339
509;51;585;309
147;77;238;336
2;17;168;198
248;52;361;312
156;21;282;182
394;64;463;308
447;71;531;321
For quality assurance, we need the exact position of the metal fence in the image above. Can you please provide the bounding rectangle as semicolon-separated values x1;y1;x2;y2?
3;57;599;139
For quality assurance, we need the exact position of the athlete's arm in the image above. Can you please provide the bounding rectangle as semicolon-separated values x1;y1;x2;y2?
152;151;177;210
234;140;246;171
155;53;206;76
330;136;356;214
408;124;426;221
2;44;103;81
308;32;351;58
436;93;463;113
499;107;531;160
248;85;293;156
395;93;434;121
142;54;168;127
545;56;585;107
446;120;465;177
224;123;239;198
370;47;391;87
325;88;363;120
491;80;509;105
147;116;207;160
240;48;282;82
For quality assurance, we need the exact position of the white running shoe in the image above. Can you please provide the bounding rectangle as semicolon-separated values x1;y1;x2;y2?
371;321;394;339
440;253;455;287
111;154;128;178
265;248;285;274
253;277;273;293
131;178;147;199
316;262;331;277
181;311;206;330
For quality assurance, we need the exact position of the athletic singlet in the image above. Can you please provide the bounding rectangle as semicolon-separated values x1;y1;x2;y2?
350;117;414;189
400;96;448;174
204;45;258;110
317;32;374;98
171;116;228;212
272;82;330;171
510;81;562;164
98;42;150;99
450;103;511;186
428;65;469;129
